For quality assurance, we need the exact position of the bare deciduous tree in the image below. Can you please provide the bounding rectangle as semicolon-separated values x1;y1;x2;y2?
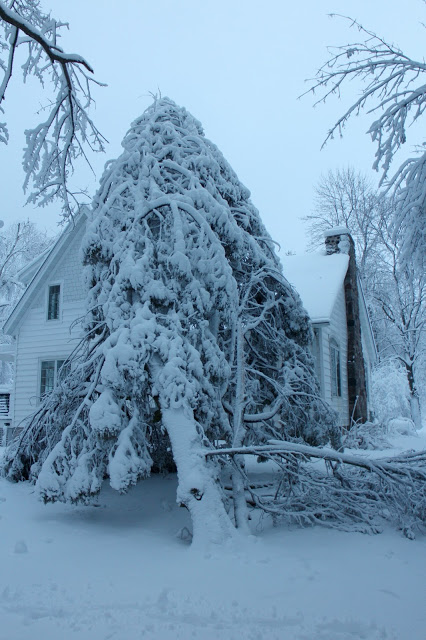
0;220;51;383
304;167;381;278
370;224;425;430
0;219;51;310
305;14;426;271
307;167;425;429
207;440;426;538
0;0;105;219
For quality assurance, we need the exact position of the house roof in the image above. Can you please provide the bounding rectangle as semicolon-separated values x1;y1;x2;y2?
281;252;349;323
17;245;54;285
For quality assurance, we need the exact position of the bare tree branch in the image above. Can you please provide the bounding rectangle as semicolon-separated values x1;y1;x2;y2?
207;440;426;537
0;0;106;220
304;14;426;271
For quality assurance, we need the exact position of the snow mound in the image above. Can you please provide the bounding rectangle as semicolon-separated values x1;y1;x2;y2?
387;417;417;436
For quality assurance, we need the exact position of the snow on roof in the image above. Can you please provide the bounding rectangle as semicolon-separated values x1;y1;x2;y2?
16;245;52;284
281;252;349;323
323;226;351;237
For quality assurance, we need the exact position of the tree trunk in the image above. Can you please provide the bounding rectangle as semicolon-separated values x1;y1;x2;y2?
230;320;251;533
231;455;251;534
409;393;423;431
405;362;423;430
161;405;237;545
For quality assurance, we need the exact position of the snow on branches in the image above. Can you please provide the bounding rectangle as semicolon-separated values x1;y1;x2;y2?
3;98;336;544
0;0;106;219
208;442;426;538
305;14;426;271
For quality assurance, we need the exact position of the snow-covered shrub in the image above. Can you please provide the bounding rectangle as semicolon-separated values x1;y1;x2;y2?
387;418;417;437
343;421;392;450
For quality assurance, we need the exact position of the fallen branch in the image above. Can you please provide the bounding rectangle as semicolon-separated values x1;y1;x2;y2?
206;441;426;538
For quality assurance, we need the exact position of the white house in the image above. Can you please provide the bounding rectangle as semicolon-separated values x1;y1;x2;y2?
2;211;88;441
2;217;376;441
282;228;377;427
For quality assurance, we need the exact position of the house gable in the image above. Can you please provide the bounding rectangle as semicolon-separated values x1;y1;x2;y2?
4;211;88;336
328;231;369;424
28;222;87;313
281;229;377;427
4;212;88;428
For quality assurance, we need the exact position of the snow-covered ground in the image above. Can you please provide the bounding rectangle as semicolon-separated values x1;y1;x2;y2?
1;430;425;640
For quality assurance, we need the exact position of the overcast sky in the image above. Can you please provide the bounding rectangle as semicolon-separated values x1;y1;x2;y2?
1;0;424;253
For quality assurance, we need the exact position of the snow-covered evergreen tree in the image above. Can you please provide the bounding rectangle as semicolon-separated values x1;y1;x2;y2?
4;98;335;543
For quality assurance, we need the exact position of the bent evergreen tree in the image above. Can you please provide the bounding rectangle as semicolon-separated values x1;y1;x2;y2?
3;98;336;544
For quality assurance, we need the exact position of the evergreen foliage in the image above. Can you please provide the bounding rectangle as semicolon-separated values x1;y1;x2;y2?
3;99;335;541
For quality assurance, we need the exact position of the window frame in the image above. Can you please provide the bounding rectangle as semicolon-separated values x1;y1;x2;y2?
329;338;342;398
39;358;67;400
46;282;63;322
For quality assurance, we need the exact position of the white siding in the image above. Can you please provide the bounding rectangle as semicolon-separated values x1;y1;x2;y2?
317;286;349;427
30;222;87;310
11;223;86;427
13;302;84;426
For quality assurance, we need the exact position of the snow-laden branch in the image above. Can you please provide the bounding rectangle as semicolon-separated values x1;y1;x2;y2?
2;98;337;544
207;439;426;537
206;440;426;478
0;0;106;219
0;3;93;71
304;14;426;271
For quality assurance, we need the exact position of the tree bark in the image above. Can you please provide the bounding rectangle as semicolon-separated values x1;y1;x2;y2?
160;405;237;545
231;455;251;534
405;362;423;430
230;321;251;532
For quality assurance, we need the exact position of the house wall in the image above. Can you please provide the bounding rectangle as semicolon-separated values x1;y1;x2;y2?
11;224;86;428
316;285;349;427
30;226;87;310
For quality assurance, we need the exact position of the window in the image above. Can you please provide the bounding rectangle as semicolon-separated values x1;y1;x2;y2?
0;392;10;416
330;339;342;397
47;284;61;320
40;359;66;398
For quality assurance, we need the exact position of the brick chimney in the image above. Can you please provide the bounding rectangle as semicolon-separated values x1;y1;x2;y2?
324;226;352;256
324;228;368;425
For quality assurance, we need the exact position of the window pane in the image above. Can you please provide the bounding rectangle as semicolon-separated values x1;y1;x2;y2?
336;352;342;397
330;344;341;397
330;347;337;396
56;360;70;383
48;285;60;320
0;393;10;415
40;361;55;396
